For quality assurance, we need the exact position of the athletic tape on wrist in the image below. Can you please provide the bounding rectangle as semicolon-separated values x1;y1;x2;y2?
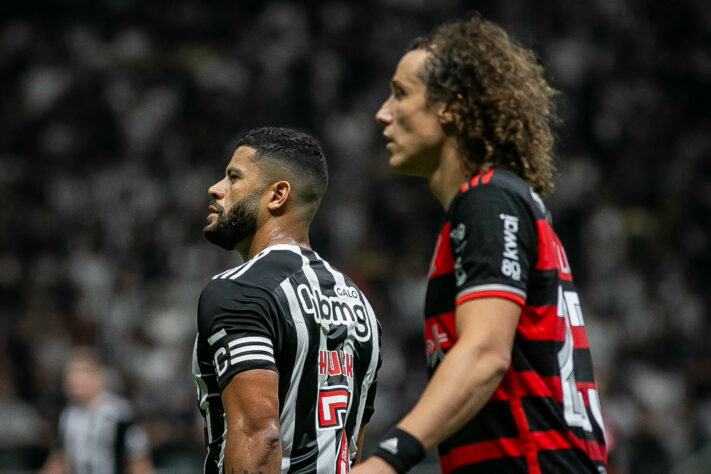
372;427;425;474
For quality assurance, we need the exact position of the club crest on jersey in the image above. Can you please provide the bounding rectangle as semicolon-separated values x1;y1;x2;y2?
296;283;371;341
500;213;521;281
425;323;451;368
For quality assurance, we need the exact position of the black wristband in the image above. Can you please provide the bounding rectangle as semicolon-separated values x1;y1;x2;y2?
372;427;425;474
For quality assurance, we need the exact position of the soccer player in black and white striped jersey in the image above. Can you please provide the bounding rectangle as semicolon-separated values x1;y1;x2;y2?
40;347;154;474
193;127;382;474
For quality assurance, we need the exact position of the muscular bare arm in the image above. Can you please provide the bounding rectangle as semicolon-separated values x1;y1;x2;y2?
352;297;520;473
221;369;281;474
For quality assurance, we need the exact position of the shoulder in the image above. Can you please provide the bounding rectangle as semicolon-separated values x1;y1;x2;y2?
198;246;305;330
453;168;549;221
97;392;134;421
202;247;303;299
208;245;304;288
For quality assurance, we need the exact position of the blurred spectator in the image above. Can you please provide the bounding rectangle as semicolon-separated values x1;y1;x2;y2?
40;347;154;474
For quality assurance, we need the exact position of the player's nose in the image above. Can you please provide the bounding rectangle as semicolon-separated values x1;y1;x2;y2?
375;97;393;125
208;181;225;200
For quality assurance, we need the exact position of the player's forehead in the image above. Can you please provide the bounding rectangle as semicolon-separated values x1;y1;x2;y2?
227;145;260;172
393;49;429;88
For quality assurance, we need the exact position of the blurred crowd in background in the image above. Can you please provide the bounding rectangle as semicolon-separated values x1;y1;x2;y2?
1;0;709;472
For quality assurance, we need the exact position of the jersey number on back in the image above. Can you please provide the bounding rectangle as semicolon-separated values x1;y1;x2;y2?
557;286;605;433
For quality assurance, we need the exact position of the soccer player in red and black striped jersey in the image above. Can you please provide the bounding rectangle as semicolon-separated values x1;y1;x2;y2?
353;15;607;474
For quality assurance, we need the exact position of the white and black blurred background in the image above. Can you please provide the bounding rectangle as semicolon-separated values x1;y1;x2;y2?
0;0;709;472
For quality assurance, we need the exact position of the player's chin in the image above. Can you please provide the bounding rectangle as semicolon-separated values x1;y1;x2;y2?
388;154;422;176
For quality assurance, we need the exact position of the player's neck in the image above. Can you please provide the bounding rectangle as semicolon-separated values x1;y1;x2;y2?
238;222;310;261
427;144;468;211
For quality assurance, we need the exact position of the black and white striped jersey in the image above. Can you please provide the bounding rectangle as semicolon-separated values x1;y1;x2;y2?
57;392;151;474
193;244;382;474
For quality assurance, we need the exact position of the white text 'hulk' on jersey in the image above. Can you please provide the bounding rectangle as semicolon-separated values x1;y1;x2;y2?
193;244;382;474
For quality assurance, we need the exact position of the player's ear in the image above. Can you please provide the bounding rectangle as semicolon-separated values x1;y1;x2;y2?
438;101;455;125
267;180;291;212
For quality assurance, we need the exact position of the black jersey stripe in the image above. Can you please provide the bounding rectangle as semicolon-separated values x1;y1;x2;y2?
512;341;595;381
276;280;310;473
438;401;520;455
525;268;561;306
521;396;606;443
448;456;527;474
425;272;457;316
537;448;604;473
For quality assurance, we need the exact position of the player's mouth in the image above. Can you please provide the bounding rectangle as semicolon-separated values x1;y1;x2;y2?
208;204;223;219
383;132;395;150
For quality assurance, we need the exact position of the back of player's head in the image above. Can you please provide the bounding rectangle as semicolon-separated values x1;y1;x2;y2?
408;14;558;197
235;127;328;218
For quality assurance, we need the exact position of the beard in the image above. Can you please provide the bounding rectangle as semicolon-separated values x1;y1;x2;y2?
203;190;261;250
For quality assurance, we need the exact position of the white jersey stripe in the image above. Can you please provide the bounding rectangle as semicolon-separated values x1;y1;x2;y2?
230;353;275;365
213;265;243;280
228;336;273;347
317;255;361;462
207;329;226;346
279;280;310;474
299;252;340;474
456;283;527;300
229;345;273;357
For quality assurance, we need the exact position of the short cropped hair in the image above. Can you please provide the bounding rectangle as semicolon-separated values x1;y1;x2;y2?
235;127;328;207
410;15;558;196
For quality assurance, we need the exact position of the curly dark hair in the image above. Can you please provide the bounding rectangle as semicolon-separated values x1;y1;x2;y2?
410;15;559;196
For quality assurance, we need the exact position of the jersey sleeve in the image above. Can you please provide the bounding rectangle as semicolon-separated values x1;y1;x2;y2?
197;278;280;392
450;184;537;307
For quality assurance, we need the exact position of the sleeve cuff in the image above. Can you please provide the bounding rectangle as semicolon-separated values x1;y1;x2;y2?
455;284;526;307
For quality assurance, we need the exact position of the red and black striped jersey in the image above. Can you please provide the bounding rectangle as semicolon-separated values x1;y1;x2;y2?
425;169;607;474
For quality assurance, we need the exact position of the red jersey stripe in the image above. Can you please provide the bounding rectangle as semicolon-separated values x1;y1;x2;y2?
531;430;607;461
439;438;527;472
424;311;458;347
517;306;590;347
456;289;526;307
534;220;573;281
439;432;606;473
427;222;454;279
571;325;590;349
517;305;564;341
